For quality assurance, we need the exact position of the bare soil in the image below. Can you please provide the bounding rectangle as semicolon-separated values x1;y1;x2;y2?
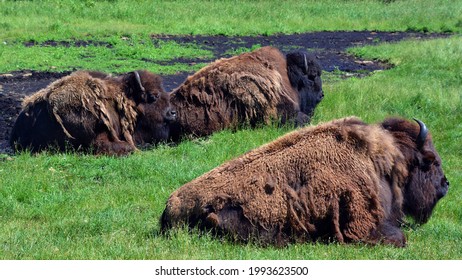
0;31;448;154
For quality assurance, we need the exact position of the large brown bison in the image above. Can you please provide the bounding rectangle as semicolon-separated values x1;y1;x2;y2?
10;70;176;156
161;117;449;247
169;46;323;140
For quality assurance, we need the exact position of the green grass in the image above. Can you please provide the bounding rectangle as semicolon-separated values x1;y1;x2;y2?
1;0;461;74
1;0;461;41
0;35;211;74
0;0;461;259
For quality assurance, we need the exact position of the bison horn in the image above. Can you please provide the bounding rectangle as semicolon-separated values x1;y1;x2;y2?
414;118;428;149
134;71;146;92
304;53;308;73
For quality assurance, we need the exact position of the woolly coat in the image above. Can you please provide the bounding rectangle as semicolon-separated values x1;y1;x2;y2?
21;71;139;147
169;46;302;139
162;117;410;245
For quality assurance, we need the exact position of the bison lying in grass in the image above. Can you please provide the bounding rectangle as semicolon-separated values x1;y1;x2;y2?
169;46;323;140
161;117;449;247
10;70;176;156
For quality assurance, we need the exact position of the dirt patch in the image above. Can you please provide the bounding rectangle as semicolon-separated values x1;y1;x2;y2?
0;31;449;154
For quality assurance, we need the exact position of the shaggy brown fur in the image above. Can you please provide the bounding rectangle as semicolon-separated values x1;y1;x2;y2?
10;70;176;155
169;46;323;140
161;117;449;247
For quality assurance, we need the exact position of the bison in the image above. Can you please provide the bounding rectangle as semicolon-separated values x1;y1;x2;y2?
10;70;176;156
169;46;323;140
161;117;449;247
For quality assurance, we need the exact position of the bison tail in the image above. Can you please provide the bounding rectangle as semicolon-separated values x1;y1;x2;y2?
159;195;189;233
159;208;173;234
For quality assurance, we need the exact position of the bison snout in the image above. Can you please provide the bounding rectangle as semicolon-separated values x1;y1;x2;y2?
164;109;177;122
437;177;449;199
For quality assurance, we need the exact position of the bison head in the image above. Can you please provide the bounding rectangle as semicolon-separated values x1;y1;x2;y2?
286;51;324;117
382;118;449;224
122;70;177;145
120;70;165;104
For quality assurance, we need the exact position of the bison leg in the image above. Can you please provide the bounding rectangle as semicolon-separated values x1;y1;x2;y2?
337;189;406;247
295;112;310;127
337;190;382;244
370;221;406;247
331;202;345;243
205;203;289;246
205;204;254;242
93;132;137;156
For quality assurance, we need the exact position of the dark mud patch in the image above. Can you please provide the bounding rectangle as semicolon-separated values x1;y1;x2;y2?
152;31;448;72
24;40;114;48
0;31;450;154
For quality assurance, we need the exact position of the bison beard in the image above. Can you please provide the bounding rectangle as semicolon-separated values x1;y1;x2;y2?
169;46;323;141
10;70;176;156
161;117;449;247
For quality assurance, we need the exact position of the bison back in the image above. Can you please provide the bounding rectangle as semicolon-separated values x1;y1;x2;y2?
170;46;300;138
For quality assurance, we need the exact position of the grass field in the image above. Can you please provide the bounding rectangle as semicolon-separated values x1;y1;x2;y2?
0;0;461;259
1;0;461;40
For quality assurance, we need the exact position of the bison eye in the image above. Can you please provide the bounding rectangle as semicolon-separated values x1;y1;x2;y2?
423;157;436;167
147;93;158;103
